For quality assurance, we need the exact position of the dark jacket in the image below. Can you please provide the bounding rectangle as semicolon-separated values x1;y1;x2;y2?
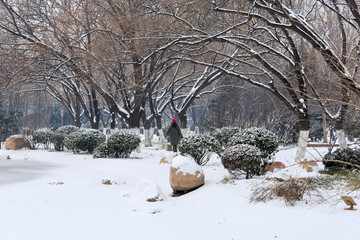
165;123;183;145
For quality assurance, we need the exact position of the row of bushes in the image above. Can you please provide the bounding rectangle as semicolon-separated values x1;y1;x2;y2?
32;126;141;158
179;127;279;179
32;125;80;150
179;127;360;179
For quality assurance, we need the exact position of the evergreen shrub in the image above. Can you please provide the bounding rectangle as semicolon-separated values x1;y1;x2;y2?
32;128;53;149
179;134;222;165
55;125;80;135
221;144;262;179
228;127;278;161
64;129;105;153
211;127;241;148
51;125;80;151
106;130;141;158
93;143;109;158
324;148;360;171
50;132;66;151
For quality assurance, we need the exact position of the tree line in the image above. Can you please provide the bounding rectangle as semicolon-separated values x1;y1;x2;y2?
1;0;360;161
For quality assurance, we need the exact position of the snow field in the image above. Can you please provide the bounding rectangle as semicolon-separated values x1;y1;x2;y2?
0;145;359;240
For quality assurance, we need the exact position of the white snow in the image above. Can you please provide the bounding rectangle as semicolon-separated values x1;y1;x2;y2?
121;179;165;202
0;143;359;240
171;155;204;177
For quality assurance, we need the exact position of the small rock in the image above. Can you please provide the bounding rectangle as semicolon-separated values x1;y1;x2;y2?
299;161;319;172
159;156;170;164
264;161;286;172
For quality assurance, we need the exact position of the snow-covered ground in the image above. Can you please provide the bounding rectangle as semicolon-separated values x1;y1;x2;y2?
0;143;359;240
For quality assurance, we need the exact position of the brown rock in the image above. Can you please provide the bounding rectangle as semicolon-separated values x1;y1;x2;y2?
5;135;32;150
160;157;170;164
264;161;286;172
299;161;318;172
169;156;205;193
170;166;204;193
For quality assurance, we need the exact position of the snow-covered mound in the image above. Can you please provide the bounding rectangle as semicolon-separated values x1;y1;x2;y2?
121;179;165;202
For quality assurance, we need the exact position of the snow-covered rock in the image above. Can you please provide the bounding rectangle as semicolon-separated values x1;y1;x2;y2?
5;135;32;150
169;155;204;193
121;179;165;202
266;162;320;181
264;161;286;172
299;161;319;172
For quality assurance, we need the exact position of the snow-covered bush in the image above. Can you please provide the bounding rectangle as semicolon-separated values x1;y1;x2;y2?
64;129;106;153
32;128;53;149
324;148;360;171
221;144;262;179
64;132;79;153
55;125;79;135
52;125;80;151
228;127;278;161
106;130;141;158
211;127;241;148
50;132;66;151
179;134;222;165
93;143;109;158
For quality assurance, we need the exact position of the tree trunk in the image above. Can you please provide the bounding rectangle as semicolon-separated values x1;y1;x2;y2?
144;128;151;147
322;110;327;143
90;90;100;129
295;119;310;163
74;103;82;128
128;107;142;129
129;128;141;153
336;129;347;149
156;116;166;148
335;121;347;150
179;112;187;138
144;121;152;147
110;112;116;129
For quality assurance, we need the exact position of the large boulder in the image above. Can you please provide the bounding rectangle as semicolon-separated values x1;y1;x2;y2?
5;135;32;150
170;155;204;193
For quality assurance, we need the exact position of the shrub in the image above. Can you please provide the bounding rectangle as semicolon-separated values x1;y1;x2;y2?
64;129;106;153
179;134;222;165
106;130;141;158
221;144;262;179
323;148;360;171
55;125;80;135
77;129;106;153
64;132;80;153
211;127;241;148
249;178;325;206
50;132;67;151
228;127;278;161
51;125;79;151
93;143;109;158
32;128;53;149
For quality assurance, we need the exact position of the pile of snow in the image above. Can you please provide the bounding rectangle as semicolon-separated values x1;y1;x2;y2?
121;179;165;202
266;163;321;180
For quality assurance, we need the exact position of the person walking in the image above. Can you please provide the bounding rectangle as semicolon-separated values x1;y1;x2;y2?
165;118;183;152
